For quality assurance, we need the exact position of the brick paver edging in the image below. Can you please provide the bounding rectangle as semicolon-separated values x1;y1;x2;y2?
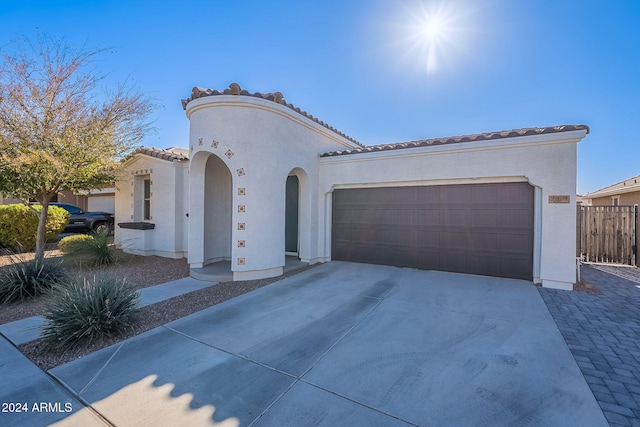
539;265;640;427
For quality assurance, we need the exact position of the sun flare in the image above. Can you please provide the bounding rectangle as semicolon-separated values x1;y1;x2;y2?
422;17;444;43
401;1;466;75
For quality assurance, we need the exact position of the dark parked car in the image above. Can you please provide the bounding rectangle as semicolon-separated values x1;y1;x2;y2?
50;203;114;234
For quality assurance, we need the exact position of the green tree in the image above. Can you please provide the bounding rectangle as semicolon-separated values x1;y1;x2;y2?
0;35;154;260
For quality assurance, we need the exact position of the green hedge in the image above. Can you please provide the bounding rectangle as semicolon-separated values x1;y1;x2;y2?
58;234;94;255
0;204;69;251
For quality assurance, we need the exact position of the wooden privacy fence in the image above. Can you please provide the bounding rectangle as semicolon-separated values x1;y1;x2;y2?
579;205;638;265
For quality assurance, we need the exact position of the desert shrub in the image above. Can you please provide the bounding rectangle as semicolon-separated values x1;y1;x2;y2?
0;204;69;251
41;275;140;350
59;230;117;266
58;234;94;255
86;229;117;266
0;255;69;304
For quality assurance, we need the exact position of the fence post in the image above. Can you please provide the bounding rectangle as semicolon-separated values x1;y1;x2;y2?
633;205;640;267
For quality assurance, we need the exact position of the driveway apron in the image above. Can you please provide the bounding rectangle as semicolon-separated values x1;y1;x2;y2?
48;262;606;426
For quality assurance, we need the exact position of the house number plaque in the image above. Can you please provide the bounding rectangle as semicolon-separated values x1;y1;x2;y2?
548;195;570;204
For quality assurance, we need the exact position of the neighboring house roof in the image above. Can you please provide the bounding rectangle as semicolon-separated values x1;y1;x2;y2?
134;146;190;162
583;174;640;199
181;82;363;147
320;124;590;157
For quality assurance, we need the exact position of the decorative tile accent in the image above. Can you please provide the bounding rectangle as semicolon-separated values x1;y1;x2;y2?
238;240;245;248
238;223;246;231
238;258;245;266
237;168;245;176
238;205;246;213
198;138;203;146
225;149;234;159
238;187;246;196
190;145;193;152
211;140;219;148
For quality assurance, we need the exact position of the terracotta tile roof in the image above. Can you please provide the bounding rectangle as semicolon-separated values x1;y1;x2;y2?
134;146;189;162
181;83;363;147
583;174;640;199
320;125;590;157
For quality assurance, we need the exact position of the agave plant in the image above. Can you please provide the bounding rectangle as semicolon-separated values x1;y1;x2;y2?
41;275;140;350
0;253;68;304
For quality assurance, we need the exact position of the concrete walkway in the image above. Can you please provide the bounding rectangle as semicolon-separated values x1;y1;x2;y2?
2;262;606;426
0;277;214;346
0;276;217;427
539;264;640;427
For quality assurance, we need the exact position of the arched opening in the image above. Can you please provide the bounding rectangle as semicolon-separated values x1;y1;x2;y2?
285;173;300;256
204;154;233;265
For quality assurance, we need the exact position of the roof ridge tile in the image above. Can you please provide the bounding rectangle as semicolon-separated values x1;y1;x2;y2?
320;124;590;157
182;83;363;147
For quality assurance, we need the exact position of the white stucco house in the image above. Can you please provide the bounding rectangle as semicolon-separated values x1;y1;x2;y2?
114;83;589;290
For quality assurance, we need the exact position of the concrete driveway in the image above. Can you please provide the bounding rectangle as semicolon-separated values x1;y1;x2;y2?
48;262;606;426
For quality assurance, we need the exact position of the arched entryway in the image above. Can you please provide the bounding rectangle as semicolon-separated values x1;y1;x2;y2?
188;152;233;279
203;154;232;264
285;174;299;256
285;168;310;262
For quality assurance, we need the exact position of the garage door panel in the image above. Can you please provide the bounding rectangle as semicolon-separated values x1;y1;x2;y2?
440;231;469;249
472;209;499;227
501;183;532;203
468;255;501;276
499;234;532;253
332;183;533;280
415;186;441;204
440;186;469;204
442;209;469;226
389;187;416;204
416;209;441;226
469;232;499;251
371;229;414;245
500;209;532;228
470;185;499;204
416;230;441;246
500;258;532;279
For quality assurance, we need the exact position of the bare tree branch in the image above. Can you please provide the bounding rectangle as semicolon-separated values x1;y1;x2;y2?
0;34;156;259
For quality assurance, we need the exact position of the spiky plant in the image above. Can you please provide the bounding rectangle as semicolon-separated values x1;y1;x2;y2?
0;254;68;304
41;275;140;350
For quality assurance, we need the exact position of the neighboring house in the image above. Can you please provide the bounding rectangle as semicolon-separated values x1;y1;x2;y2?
113;83;590;290
582;174;640;206
1;189;114;213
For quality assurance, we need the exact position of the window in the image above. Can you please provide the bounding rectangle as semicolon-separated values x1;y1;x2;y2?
134;175;151;221
612;196;620;206
143;178;151;220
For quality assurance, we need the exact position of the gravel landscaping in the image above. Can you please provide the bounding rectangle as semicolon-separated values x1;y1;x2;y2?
1;247;316;371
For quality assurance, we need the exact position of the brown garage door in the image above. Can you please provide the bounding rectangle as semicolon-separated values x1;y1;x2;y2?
332;182;534;280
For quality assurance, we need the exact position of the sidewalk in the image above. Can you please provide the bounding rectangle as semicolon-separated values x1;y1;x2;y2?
0;276;218;427
0;277;214;346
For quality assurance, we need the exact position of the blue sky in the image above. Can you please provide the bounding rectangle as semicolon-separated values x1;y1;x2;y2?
1;0;638;195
